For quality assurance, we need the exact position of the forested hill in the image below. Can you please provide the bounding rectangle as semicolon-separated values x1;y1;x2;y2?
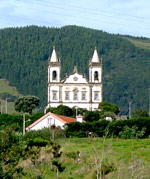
0;25;150;114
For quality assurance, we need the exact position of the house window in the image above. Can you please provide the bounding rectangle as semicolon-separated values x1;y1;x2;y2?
52;91;57;100
52;71;57;80
82;92;86;100
65;91;70;100
94;91;99;100
94;71;99;80
73;88;78;100
47;118;52;125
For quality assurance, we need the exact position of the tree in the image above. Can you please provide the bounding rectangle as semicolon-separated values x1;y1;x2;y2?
133;109;148;118
98;101;120;115
46;105;73;117
101;111;116;120
83;111;100;122
15;95;40;114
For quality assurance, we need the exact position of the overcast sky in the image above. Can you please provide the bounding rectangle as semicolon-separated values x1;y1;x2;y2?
0;0;150;38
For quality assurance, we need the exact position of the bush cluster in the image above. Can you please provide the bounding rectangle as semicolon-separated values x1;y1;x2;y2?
0;113;44;132
65;117;150;138
24;127;66;141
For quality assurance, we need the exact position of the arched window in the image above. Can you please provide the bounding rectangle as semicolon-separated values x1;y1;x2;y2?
52;71;57;80
94;71;99;80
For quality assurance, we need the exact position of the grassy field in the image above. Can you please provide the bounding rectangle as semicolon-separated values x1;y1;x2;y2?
0;78;22;113
123;37;150;50
23;138;150;179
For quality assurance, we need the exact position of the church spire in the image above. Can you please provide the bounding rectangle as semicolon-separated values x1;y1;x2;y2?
91;47;101;63
49;46;59;62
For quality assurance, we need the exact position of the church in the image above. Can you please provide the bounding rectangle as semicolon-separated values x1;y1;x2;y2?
46;47;102;111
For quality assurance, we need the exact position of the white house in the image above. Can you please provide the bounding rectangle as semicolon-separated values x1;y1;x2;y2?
26;112;82;131
46;47;103;111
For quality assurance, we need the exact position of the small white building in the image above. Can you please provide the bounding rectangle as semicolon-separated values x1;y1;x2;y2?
46;47;103;111
26;112;82;131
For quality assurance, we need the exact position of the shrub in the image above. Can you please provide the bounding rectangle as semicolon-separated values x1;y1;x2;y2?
24;127;66;141
65;120;109;137
119;125;146;139
83;111;100;122
27;137;49;147
0;113;44;132
65;117;150;138
24;128;51;141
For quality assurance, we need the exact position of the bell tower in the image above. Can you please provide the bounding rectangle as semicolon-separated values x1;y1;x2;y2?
89;47;102;83
89;47;102;110
48;46;61;83
47;47;61;108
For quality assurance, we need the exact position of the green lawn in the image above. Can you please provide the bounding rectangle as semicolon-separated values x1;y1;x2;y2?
23;138;150;178
0;78;22;113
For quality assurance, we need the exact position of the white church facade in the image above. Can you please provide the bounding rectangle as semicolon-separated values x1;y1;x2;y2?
46;47;102;111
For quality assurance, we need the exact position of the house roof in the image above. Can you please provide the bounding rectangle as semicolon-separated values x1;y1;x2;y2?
26;112;76;131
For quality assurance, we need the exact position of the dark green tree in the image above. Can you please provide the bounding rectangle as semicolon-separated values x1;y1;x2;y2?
46;105;73;117
15;95;40;114
83;111;100;122
98;101;120;115
133;109;148;118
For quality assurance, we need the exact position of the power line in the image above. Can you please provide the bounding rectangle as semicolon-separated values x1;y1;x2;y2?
1;1;150;25
0;11;149;31
34;0;150;20
0;1;150;36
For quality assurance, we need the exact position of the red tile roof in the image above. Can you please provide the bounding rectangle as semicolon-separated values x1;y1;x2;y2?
50;113;77;123
26;112;76;130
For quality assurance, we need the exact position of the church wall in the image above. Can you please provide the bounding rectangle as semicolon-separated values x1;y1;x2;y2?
62;85;90;103
61;103;91;110
64;73;88;84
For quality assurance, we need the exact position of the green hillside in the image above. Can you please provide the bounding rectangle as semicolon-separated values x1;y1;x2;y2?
0;78;22;113
0;25;150;114
123;36;150;50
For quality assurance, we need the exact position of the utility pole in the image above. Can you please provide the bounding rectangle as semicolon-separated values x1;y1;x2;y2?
23;113;25;135
5;98;8;113
0;101;1;114
129;101;132;119
148;88;150;117
75;106;78;119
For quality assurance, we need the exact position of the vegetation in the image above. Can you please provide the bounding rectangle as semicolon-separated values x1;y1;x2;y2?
0;78;22;113
132;109;149;117
123;36;150;50
65;117;150;138
1;107;150;178
0;125;65;179
15;95;40;114
0;113;43;132
0;25;150;114
98;101;120;115
46;104;73;117
2;128;150;178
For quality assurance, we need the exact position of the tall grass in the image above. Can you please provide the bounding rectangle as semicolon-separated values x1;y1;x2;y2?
21;138;150;178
